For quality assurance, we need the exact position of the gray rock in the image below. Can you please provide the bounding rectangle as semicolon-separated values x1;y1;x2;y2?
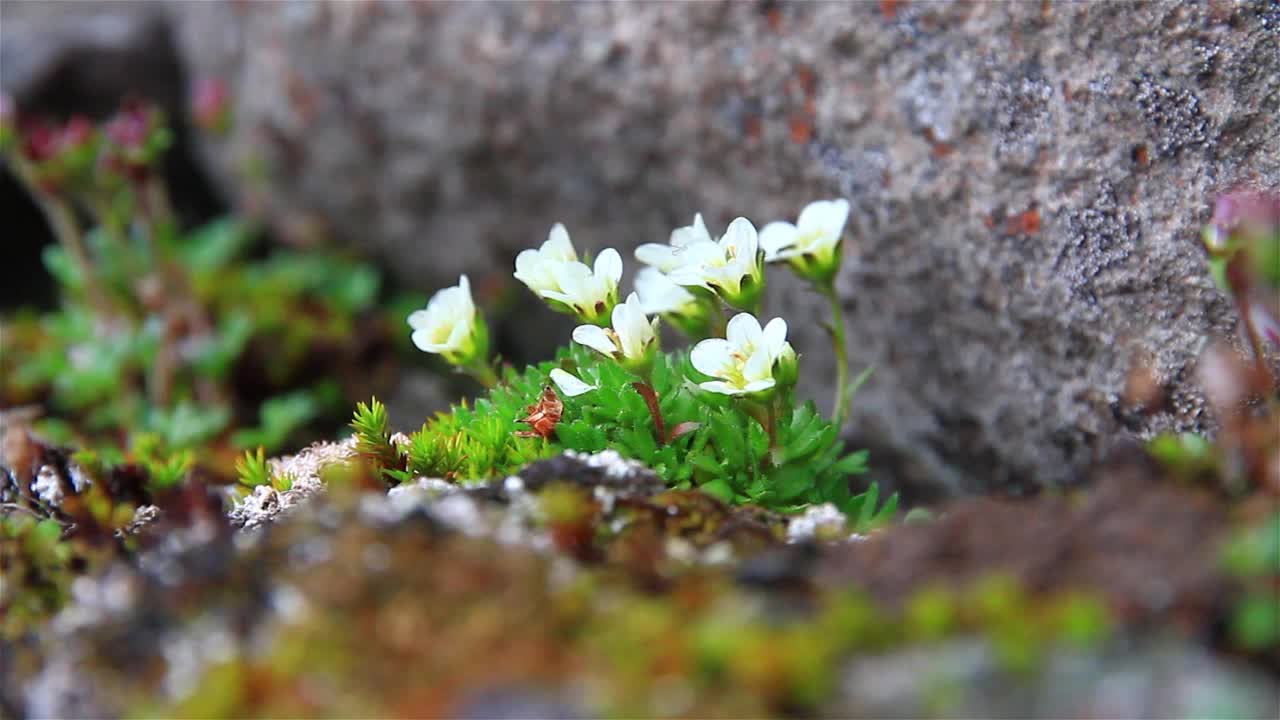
829;637;1280;719
8;1;1279;499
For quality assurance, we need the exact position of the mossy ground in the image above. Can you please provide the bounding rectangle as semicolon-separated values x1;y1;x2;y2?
3;438;1277;718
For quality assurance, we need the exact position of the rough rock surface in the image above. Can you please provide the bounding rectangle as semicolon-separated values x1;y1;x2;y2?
5;2;1278;499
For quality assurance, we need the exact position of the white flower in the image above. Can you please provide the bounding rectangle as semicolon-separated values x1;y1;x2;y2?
634;267;710;338
514;223;622;324
514;223;578;297
635;267;697;316
690;312;796;396
408;275;488;366
667;217;766;311
759;199;850;284
635;213;714;273
549;368;597;397
571;292;660;374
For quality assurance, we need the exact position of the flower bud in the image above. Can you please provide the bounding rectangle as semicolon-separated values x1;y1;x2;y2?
408;275;490;368
773;342;800;390
104;102;172;183
191;77;233;135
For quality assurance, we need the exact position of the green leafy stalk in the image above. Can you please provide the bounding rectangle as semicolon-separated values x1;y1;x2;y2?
467;362;500;390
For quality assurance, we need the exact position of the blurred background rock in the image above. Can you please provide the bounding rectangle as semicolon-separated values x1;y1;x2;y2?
3;0;1277;502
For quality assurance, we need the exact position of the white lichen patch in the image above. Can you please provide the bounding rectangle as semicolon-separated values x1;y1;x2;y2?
786;503;856;543
564;448;648;479
229;436;356;529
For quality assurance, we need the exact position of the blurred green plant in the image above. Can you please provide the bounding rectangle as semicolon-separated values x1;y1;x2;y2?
1220;512;1280;653
0;98;389;485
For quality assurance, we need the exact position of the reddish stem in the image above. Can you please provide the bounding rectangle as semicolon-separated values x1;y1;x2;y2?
631;381;667;446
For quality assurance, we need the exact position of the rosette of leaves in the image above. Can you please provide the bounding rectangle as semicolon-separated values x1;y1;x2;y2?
352;345;893;528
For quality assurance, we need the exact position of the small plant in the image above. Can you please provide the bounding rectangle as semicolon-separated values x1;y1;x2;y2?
235;447;272;488
0;92;390;485
384;201;892;525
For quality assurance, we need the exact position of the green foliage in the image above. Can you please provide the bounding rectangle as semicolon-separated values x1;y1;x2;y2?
231;390;324;450
350;398;406;484
0;105;389;485
1147;432;1219;477
236;447;272;488
1;514;76;638
361;345;894;526
1221;513;1280;652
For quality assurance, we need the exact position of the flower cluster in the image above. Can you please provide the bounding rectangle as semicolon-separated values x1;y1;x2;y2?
409;199;854;425
514;224;622;326
637;214;766;312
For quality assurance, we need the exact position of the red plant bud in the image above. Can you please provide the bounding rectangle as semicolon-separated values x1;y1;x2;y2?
106;102;150;150
20;118;59;163
191;77;232;134
1210;191;1280;245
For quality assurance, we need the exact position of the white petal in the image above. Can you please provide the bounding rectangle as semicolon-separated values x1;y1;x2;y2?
593;248;623;284
406;308;433;331
721;217;759;258
699;380;744;396
742;378;776;394
668;266;711;289
550;261;591;302
670;213;714;247
635;243;681;272
514;249;550;291
544;223;577;261
613;293;650;358
761;317;788;357
797;199;850;236
445;315;471;349
758;221;798;261
690;338;734;377
725;313;764;349
412;329;450;354
550;368;597;397
635;267;695;314
572;324;618;357
742;347;773;382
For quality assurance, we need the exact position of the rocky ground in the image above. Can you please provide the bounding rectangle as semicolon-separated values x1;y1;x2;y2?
4;431;1277;718
3;2;1279;718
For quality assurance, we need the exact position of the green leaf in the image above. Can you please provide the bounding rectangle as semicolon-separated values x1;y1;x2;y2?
699;477;735;503
766;465;813;503
183;218;254;273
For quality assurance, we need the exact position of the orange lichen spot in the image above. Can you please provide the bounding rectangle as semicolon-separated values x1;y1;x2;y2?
788;115;813;144
1131;144;1150;167
796;66;817;98
765;6;783;32
1004;207;1042;236
1018;208;1041;235
880;0;901;20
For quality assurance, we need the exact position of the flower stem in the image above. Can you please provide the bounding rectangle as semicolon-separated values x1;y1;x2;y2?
821;284;851;428
631;381;667;445
469;363;499;389
43;195;108;307
9;157;109;310
708;299;728;337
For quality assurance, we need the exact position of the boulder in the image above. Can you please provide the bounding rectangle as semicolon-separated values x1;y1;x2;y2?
5;1;1277;499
